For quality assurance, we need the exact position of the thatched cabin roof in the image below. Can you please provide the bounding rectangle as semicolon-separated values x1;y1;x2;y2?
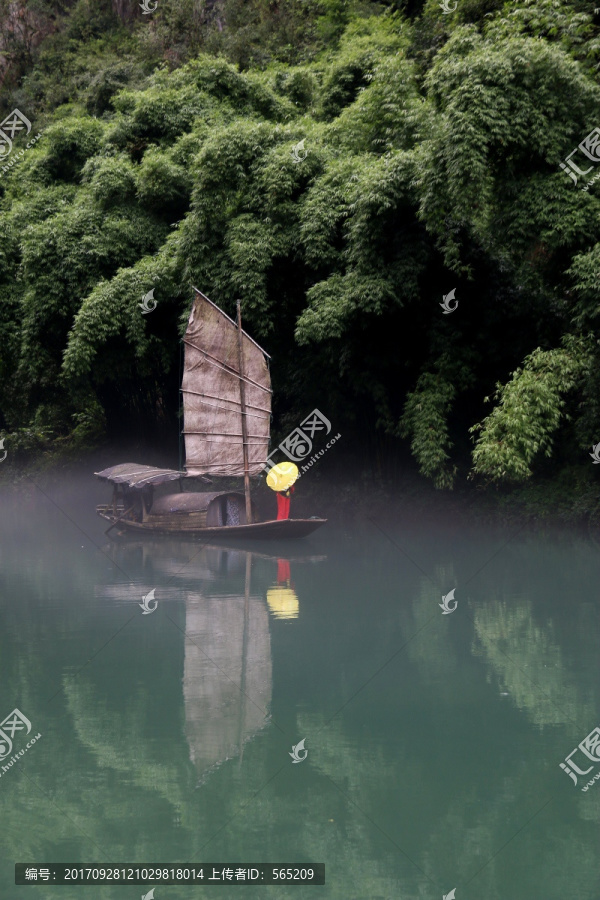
95;463;184;489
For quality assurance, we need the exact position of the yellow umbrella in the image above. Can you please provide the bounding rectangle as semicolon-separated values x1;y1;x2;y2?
266;462;299;492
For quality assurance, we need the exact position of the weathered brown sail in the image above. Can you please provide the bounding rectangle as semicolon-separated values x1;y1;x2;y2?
182;289;272;477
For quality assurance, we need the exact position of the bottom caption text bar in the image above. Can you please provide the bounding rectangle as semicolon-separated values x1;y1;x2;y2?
16;864;325;885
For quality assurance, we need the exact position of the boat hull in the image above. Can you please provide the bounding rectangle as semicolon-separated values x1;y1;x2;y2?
97;511;326;540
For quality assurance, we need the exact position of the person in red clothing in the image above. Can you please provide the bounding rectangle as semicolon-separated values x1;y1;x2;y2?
276;484;294;520
267;462;299;520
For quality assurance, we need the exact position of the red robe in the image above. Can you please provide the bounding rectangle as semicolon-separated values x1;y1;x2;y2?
276;486;294;520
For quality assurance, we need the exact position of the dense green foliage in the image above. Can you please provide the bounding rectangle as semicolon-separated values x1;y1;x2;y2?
1;0;600;503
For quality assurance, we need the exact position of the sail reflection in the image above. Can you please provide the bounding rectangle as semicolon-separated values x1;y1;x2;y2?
97;543;271;779
183;551;272;780
97;541;324;780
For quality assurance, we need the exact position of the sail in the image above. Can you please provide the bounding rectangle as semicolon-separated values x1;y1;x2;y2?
182;289;272;477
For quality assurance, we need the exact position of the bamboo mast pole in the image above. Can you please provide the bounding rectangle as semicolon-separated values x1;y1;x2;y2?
236;300;252;524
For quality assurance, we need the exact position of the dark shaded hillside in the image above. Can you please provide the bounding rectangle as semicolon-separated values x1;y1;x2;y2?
0;0;600;519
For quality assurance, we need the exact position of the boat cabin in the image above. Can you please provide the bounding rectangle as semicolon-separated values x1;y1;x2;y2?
95;463;256;531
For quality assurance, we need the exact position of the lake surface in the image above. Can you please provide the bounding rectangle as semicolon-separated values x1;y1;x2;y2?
0;472;599;899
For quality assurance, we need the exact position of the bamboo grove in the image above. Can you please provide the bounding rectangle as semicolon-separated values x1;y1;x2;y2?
0;0;599;506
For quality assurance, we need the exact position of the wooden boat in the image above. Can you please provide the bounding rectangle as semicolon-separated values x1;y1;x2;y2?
95;289;326;540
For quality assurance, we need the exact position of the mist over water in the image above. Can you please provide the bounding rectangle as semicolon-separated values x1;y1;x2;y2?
0;465;599;899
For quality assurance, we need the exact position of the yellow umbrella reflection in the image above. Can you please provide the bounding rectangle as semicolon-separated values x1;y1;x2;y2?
266;557;299;619
266;584;299;619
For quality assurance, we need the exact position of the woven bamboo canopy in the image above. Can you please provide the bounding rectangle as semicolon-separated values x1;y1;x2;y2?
95;463;185;489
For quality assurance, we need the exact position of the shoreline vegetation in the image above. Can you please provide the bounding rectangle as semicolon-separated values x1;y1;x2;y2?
0;0;599;524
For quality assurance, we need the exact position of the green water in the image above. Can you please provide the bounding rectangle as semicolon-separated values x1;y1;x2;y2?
1;474;599;899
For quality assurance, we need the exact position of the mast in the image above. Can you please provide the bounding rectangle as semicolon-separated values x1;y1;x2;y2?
236;300;252;524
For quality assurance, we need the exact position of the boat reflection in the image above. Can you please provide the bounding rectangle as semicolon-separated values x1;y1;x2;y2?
102;537;325;583
97;541;325;781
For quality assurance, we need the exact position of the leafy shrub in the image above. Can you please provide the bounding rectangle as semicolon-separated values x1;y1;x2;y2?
134;148;190;212
64;0;118;43
0;425;54;466
470;343;588;483
317;16;404;120
81;154;137;207
86;62;136;116
271;68;319;110
69;399;107;450
34;117;104;181
399;372;457;489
